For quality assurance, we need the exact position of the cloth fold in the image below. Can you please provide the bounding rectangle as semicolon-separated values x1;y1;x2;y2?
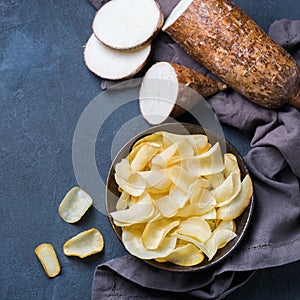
89;1;300;298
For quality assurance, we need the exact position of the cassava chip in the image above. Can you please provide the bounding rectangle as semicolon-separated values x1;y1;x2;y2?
139;166;172;192
142;219;180;250
165;243;204;266
122;225;177;259
132;132;163;150
224;153;240;178
205;172;225;189
215;172;241;206
151;142;179;167
63;228;104;258
110;193;154;224
58;187;93;223
185;142;224;176
175;216;211;243
116;191;130;211
35;244;60;278
167;165;197;193
217;175;253;220
131;142;160;172
204;229;237;260
111;131;253;266
154;195;179;217
115;173;146;196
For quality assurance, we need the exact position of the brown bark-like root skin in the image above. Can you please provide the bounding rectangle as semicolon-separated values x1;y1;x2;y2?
165;0;300;109
170;63;227;116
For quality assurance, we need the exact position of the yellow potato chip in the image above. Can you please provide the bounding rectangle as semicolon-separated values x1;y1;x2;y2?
217;175;253;220
35;243;60;278
58;187;93;223
142;219;180;250
63;228;104;258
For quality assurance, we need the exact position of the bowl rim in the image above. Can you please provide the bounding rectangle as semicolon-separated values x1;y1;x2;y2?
105;122;254;272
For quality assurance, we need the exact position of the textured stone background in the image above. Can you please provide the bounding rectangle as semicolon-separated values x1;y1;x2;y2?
0;0;299;299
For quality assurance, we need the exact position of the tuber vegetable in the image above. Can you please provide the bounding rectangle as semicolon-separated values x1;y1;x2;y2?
139;62;227;124
84;34;151;80
162;0;300;109
93;0;163;50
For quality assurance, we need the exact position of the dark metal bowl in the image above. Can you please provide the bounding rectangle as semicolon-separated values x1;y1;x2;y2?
106;123;254;272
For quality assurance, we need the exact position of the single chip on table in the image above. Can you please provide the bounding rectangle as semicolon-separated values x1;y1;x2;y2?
58;187;93;223
63;228;104;258
35;243;61;278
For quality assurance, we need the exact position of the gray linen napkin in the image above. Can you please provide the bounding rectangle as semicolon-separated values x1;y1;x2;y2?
88;1;300;298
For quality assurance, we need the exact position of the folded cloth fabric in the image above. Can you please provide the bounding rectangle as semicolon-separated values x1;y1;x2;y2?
89;1;300;298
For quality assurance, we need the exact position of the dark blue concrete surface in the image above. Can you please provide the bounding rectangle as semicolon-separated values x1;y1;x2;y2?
0;0;299;299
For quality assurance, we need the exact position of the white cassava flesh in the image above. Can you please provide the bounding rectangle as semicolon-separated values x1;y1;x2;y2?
139;62;179;125
93;0;163;50
84;34;151;80
139;61;227;125
162;0;193;31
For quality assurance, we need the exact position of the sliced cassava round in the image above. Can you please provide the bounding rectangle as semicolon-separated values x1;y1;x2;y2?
84;34;151;80
139;62;227;124
93;0;163;50
139;62;226;124
35;244;60;278
58;187;93;223
162;0;300;109
63;228;104;258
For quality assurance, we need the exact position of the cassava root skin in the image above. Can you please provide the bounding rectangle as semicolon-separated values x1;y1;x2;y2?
169;63;227;116
163;0;300;109
170;63;227;97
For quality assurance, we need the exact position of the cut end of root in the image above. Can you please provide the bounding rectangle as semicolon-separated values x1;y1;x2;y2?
93;0;164;50
139;62;179;125
84;34;151;80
